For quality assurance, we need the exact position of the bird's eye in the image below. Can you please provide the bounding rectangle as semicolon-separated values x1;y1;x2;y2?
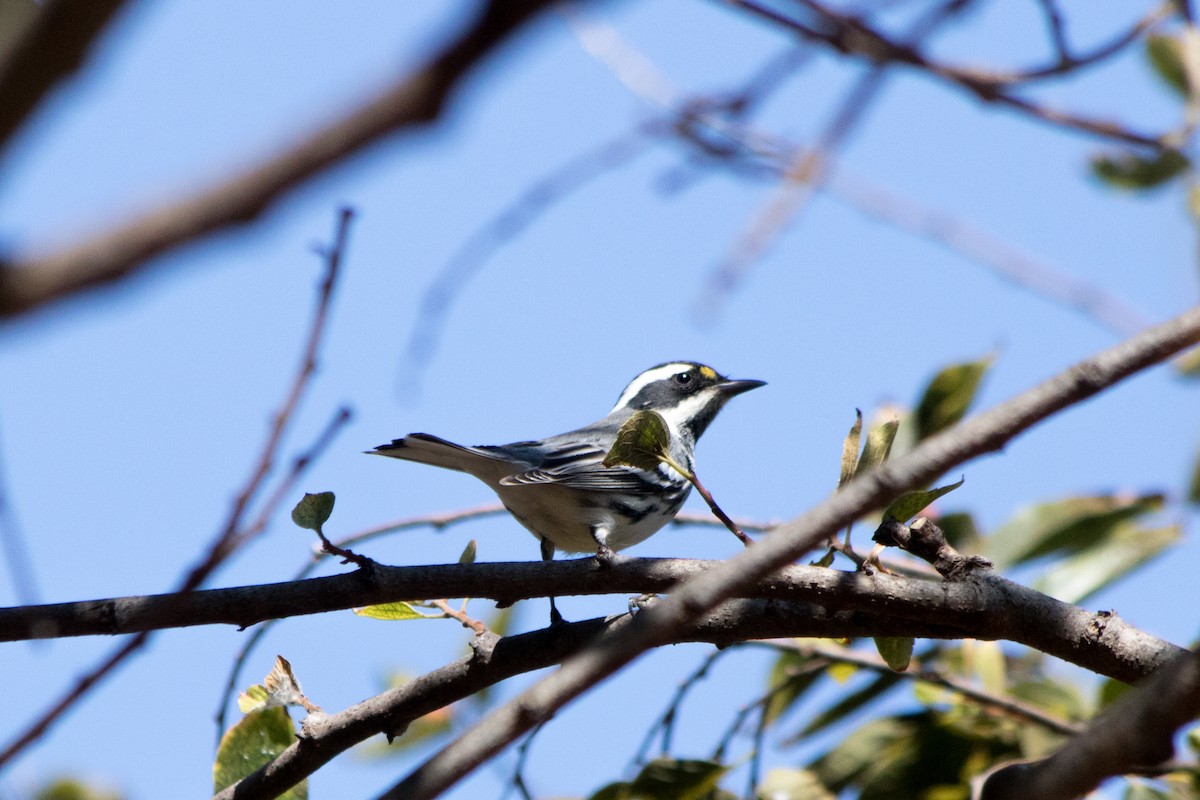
673;371;693;386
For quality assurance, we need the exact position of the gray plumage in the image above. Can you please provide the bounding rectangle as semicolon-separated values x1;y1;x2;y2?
371;361;764;556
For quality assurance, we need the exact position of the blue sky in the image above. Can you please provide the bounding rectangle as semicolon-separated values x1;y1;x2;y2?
1;2;1196;798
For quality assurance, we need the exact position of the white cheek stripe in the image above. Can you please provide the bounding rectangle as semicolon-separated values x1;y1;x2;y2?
656;388;719;439
610;362;696;412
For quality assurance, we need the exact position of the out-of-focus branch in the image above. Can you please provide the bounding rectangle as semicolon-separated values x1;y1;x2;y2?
0;0;561;321
696;0;967;323
764;640;1084;737
382;303;1200;800
726;0;1168;148
977;649;1200;800
0;209;354;769
213;597;1176;800
0;0;127;152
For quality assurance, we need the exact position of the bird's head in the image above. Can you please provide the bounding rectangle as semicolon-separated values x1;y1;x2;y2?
610;361;765;443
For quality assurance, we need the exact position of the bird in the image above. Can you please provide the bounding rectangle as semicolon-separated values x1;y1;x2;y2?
370;361;764;620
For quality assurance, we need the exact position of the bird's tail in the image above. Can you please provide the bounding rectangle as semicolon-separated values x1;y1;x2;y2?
369;433;505;475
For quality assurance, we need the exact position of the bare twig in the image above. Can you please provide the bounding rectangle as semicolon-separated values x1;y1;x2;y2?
430;598;488;636
0;0;563;320
402;129;650;385
826;168;1152;336
633;649;728;765
378;304;1200;800
726;0;1167;148
0;209;353;769
683;470;754;547
697;0;968;322
763;640;1084;737
0;423;38;605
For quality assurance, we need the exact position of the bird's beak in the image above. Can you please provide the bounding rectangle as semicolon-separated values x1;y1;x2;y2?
718;378;766;398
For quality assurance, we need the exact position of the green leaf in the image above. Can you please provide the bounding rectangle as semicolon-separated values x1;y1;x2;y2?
965;640;1006;695
291;491;335;531
1096;677;1133;710
914;358;992;440
792;671;904;740
1189;449;1200;505
755;768;835;800
809;547;836;568
458;539;477;565
354;601;437;620
937;512;981;552
764;650;824;726
1146;34;1189;97
1033;523;1180;604
33;778;123;800
874;637;914;671
1187;726;1200;757
853;419;899;478
984;493;1165;570
1010;678;1087;722
1091;149;1190;191
590;758;733;800
214;708;306;798
811;716;916;790
237;684;270;714
604;410;672;471
1123;778;1170;800
882;477;964;523
838;410;863;489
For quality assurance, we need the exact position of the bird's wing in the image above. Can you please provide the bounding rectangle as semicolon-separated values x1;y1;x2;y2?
498;442;669;494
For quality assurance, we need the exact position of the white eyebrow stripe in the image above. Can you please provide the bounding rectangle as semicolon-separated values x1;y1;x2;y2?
610;362;695;412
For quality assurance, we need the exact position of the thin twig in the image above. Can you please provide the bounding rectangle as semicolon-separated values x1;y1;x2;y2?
633;649;728;766
697;0;968;322
503;721;546;800
0;209;353;769
761;640;1084;737
683;470;754;547
0;422;38;605
402;130;651;388
726;0;1167;148
430;599;488;636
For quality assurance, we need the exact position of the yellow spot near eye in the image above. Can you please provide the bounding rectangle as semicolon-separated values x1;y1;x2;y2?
699;366;717;381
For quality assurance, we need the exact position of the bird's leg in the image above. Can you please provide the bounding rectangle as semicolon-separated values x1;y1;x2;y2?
540;536;565;626
590;525;616;566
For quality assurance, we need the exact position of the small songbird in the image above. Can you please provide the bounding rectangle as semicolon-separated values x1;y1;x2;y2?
370;362;764;618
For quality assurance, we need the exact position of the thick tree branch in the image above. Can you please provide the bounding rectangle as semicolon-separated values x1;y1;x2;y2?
5;556;1184;689
380;303;1200;800
211;600;1104;800
0;0;560;320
